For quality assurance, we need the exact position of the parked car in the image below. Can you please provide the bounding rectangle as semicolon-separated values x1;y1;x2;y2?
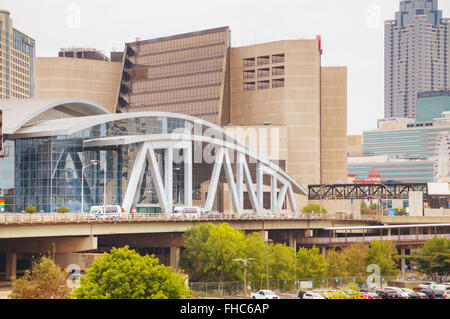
376;289;400;299
302;292;326;299
383;287;410;299
418;282;438;289
401;288;422;299
420;288;445;299
360;287;378;293
298;290;307;299
361;292;382;299
250;290;279;299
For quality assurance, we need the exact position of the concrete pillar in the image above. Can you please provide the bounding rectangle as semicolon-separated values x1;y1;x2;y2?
288;232;297;252
321;246;327;256
170;247;181;271
184;144;193;207
5;251;17;281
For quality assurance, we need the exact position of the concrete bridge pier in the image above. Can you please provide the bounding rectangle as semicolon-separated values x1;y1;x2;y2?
170;247;181;271
5;251;17;281
1;236;98;280
288;231;297;252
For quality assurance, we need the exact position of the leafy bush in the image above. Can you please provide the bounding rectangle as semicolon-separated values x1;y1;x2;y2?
57;206;70;214
9;255;72;299
302;204;327;214
74;246;191;299
25;205;37;214
326;283;364;299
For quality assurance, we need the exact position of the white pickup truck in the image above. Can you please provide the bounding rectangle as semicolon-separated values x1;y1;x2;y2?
250;290;279;299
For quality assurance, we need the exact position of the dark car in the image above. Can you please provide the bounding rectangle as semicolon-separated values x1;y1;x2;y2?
298;290;307;299
376;289;400;299
425;289;445;299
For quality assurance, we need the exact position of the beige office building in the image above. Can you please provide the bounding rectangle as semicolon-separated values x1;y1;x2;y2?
117;27;230;126
35;48;123;113
229;40;347;208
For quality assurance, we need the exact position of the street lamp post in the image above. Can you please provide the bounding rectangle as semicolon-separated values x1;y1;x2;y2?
379;183;388;217
234;258;255;298
81;160;99;213
265;238;273;290
99;160;107;215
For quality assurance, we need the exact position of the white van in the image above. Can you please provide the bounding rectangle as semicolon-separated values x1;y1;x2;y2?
89;205;122;220
172;207;202;219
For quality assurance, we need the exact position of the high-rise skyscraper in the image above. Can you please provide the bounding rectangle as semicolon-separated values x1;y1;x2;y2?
385;0;450;119
0;9;35;99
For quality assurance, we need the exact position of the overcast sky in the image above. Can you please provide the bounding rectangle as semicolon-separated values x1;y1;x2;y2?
3;0;450;135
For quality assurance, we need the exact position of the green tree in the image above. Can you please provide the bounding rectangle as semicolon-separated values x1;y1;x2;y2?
242;232;267;289
181;223;301;291
25;205;37;214
341;243;369;284
302;204;327;214
57;206;70;213
367;240;399;277
180;223;215;281
326;249;347;278
199;223;246;287
296;246;327;280
73;246;191;299
9;255;72;299
268;243;297;287
411;237;450;281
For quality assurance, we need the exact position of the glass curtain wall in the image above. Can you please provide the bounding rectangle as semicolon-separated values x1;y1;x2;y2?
13;116;227;213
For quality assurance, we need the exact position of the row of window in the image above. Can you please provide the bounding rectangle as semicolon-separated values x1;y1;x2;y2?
243;53;285;67
243;66;285;79
243;78;285;91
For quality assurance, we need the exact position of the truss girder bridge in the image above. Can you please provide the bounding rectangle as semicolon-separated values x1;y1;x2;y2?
308;183;428;200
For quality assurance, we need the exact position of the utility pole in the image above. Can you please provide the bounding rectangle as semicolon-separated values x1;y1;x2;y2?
265;238;273;290
233;258;255;298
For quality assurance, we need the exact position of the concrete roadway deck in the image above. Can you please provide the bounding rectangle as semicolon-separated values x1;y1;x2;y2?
0;213;380;239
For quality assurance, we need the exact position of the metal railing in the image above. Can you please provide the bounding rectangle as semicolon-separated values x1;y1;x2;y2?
0;212;381;225
299;234;450;245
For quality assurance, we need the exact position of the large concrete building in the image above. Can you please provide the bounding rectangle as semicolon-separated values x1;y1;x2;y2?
116;27;348;206
385;0;450;119
0;98;305;215
0;9;35;99
35;48;123;113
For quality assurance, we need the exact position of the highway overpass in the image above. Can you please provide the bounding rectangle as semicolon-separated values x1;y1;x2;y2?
1;213;449;281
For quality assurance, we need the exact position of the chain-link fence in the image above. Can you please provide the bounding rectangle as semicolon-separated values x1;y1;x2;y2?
189;275;448;297
189;282;243;297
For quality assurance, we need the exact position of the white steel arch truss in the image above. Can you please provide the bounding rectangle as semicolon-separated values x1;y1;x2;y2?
88;134;302;217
